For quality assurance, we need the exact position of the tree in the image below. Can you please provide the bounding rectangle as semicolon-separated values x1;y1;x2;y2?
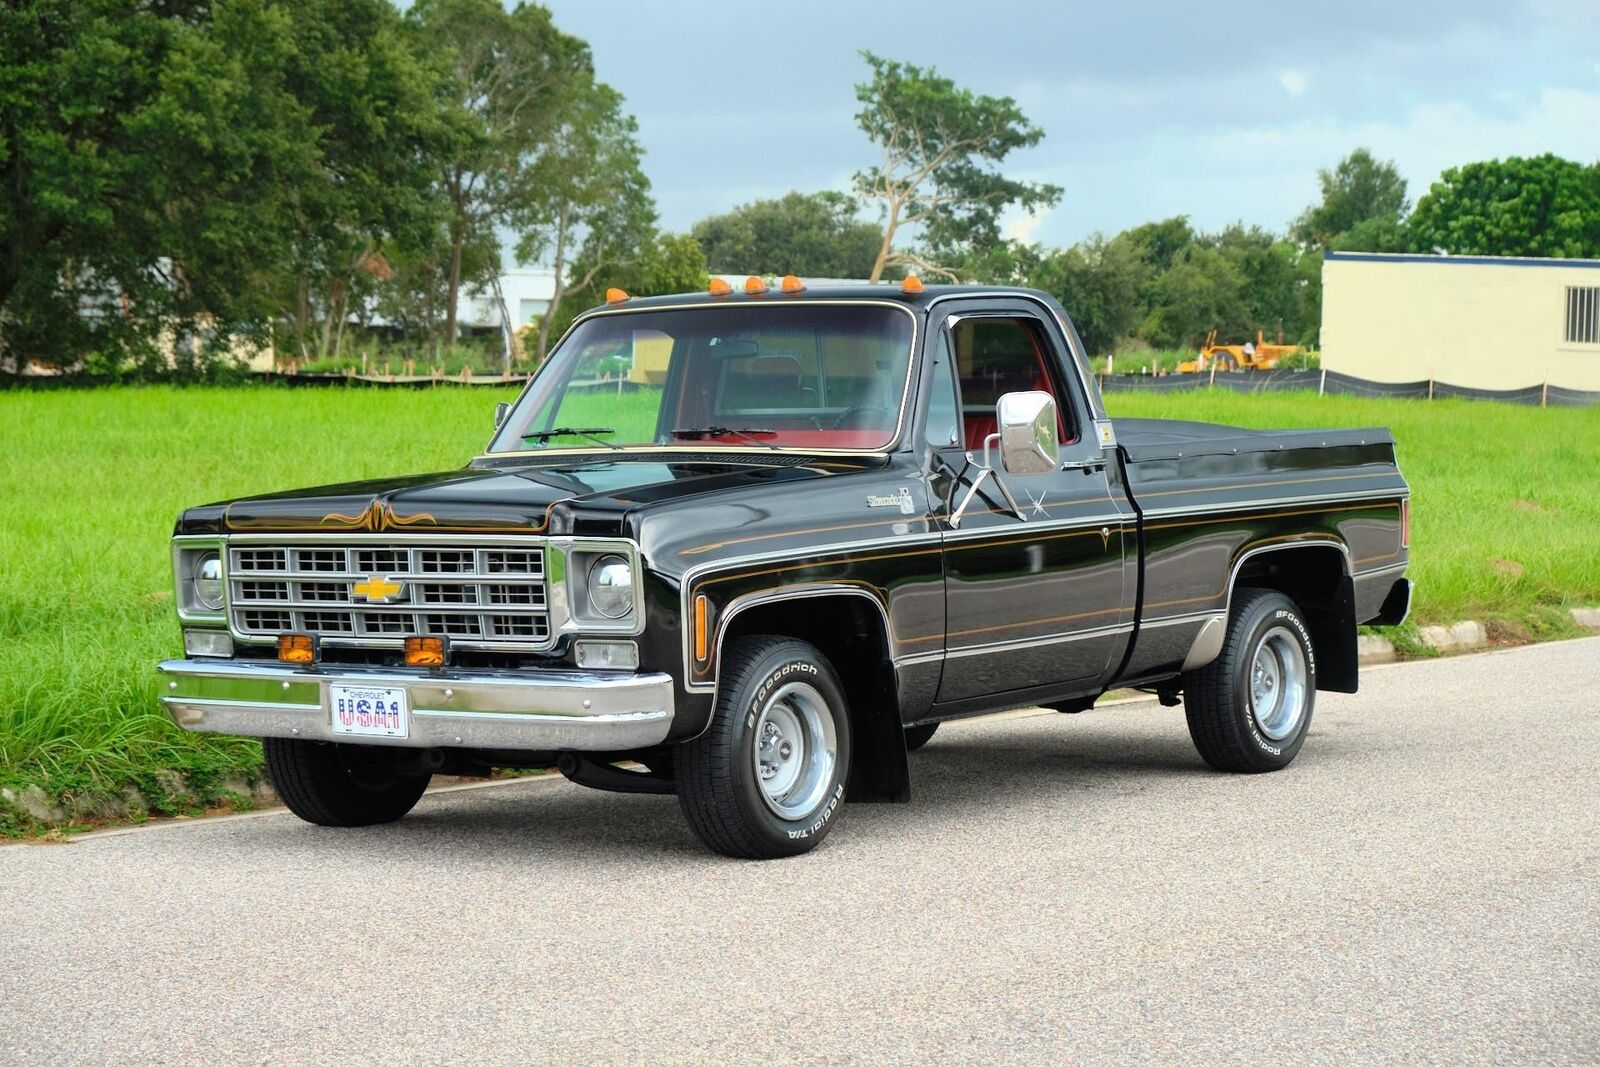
1026;236;1143;356
515;82;653;363
539;232;708;349
0;0;449;374
1406;154;1600;258
0;0;203;372
410;0;591;346
691;192;883;278
1292;148;1409;250
852;52;1061;283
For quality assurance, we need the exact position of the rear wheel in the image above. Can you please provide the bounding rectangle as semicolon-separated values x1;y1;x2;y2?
263;738;431;827
677;636;852;859
1181;589;1316;772
904;722;939;752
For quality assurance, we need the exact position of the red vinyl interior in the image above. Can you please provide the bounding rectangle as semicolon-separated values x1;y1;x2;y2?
960;329;1074;450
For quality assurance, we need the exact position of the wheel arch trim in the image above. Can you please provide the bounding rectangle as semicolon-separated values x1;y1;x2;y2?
685;583;896;697
1180;537;1353;675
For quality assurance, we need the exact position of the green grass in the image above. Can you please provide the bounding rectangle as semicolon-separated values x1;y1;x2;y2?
0;385;521;832
1;384;1597;831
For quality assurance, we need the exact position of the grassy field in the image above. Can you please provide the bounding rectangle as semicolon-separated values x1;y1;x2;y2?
1;385;1597;831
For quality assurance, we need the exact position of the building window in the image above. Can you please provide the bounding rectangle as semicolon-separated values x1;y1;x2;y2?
1567;286;1599;345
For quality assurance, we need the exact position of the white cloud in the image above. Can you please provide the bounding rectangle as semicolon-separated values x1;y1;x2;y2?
1003;207;1050;244
1280;70;1308;98
1038;87;1600;245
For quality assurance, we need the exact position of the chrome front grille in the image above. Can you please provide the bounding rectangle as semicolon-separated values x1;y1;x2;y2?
227;541;550;649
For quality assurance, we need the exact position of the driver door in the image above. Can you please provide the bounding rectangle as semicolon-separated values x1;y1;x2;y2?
927;301;1130;704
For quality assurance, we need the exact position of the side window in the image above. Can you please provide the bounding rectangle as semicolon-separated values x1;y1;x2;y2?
924;331;960;448
950;316;1076;450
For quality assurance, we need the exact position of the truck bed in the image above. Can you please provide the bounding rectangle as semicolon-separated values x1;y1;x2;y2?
1112;417;1403;500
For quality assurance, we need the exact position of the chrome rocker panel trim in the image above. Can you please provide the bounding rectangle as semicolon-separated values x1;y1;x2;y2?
157;659;674;751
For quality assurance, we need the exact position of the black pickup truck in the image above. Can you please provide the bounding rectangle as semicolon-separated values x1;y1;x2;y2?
159;280;1411;858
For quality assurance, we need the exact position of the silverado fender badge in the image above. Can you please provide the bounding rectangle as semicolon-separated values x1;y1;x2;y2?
867;487;916;515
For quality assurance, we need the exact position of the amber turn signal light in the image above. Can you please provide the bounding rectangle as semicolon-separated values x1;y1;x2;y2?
693;594;709;662
404;636;447;668
744;275;768;295
708;277;732;296
900;274;924;293
277;634;315;665
605;287;630;304
780;274;805;294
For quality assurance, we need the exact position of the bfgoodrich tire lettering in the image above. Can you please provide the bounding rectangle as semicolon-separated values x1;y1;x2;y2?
1181;589;1317;773
677;636;853;859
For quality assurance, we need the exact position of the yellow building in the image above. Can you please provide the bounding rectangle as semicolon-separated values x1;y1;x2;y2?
1321;252;1600;391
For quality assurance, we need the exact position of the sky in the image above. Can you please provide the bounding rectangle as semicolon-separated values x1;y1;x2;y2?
542;0;1600;249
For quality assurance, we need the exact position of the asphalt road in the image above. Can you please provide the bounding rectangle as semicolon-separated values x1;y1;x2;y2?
3;638;1597;1065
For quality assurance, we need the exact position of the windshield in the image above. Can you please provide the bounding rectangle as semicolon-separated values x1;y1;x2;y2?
486;303;917;454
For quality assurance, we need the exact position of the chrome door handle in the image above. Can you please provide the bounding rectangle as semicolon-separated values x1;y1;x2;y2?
1061;458;1106;474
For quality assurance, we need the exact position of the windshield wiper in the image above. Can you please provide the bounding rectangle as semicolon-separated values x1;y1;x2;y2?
671;425;781;450
521;426;619;450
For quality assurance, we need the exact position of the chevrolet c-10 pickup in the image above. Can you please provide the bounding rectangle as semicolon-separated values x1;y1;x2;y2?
158;279;1411;858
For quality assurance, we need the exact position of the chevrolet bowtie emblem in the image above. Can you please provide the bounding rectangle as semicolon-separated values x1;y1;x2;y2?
352;575;405;603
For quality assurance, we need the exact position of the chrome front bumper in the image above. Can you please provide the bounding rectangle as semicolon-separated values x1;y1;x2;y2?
156;659;675;751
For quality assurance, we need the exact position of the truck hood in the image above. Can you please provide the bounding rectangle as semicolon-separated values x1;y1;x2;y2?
176;456;881;537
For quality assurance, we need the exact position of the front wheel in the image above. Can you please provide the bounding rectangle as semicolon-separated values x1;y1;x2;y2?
1181;589;1316;772
677;636;852;859
263;738;431;827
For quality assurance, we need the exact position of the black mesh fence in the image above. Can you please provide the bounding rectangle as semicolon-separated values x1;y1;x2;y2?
1097;369;1598;407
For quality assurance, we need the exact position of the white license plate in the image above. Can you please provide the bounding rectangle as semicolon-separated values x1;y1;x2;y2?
329;684;410;739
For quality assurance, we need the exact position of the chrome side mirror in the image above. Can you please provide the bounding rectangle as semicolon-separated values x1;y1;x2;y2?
493;401;510;429
995;391;1060;475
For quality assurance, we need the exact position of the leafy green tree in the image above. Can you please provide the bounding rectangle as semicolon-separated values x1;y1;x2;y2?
410;0;591;345
0;0;196;372
1292;148;1409;250
1;0;451;374
691;192;883;278
1134;225;1312;349
516;82;654;363
1407;154;1600;258
852;51;1061;283
1026;235;1144;356
540;232;708;350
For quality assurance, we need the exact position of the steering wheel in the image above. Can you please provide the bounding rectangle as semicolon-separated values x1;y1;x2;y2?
830;406;894;429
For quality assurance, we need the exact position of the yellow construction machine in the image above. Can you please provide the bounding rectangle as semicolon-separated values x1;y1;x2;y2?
1177;329;1302;373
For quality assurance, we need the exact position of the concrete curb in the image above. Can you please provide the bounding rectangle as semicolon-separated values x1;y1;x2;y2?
1358;606;1600;664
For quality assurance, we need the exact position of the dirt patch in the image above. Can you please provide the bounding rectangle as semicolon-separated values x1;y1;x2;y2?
1484;617;1533;645
1510;499;1556;516
1490;557;1526;580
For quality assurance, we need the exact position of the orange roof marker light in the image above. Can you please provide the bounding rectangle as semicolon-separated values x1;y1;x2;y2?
780;274;805;295
744;275;769;295
900;274;924;294
708;277;733;296
605;287;630;304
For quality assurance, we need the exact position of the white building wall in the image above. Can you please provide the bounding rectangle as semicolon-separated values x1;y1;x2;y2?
1321;252;1600;391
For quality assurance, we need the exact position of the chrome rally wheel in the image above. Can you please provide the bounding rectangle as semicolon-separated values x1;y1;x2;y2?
752;681;839;821
1249;625;1309;742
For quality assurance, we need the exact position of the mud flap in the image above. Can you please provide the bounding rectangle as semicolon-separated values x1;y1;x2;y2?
1303;574;1359;694
845;662;912;803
